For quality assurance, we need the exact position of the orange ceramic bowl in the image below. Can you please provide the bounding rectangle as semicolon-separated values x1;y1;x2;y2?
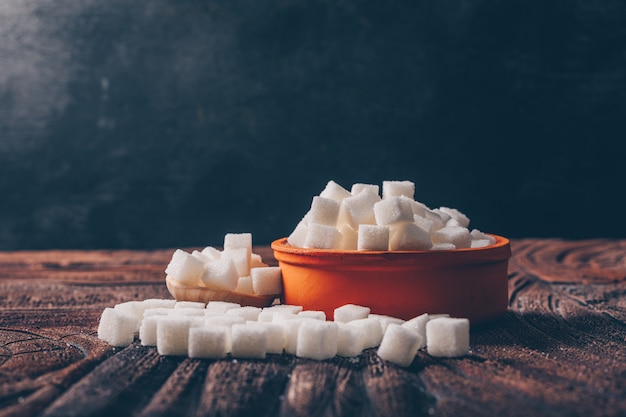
271;235;511;323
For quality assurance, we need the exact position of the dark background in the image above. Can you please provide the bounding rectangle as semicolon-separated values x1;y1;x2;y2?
1;0;625;250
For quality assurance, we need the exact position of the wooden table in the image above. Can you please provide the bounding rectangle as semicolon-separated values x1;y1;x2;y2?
1;239;625;417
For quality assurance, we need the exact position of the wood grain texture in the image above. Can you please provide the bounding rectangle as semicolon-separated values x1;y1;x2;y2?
1;240;626;417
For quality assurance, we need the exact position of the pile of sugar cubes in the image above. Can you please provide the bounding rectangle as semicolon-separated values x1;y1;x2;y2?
165;233;282;297
288;180;496;250
98;300;470;366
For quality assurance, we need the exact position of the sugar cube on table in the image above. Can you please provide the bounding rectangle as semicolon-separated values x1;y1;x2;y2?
165;249;205;285
333;304;371;323
319;180;352;203
156;316;202;356
188;326;231;359
388;222;432;251
113;301;144;332
296;320;338;360
206;301;241;312
253;321;287;354
226;306;263;321
201;258;239;291
357;224;389;251
382;180;415;200
98;307;137;347
275;317;309;355
297;310;326;321
377;323;423;367
432;226;472;249
373;197;414;226
338;191;379;228
309;196;340;227
303;223;341;249
171;308;206;317
426;317;470;358
347;317;383;349
174;301;206;309
251;266;282;296
336;322;365;357
401;313;429;349
142;299;177;310
139;315;161;346
204;315;246;327
368;314;405;334
230;323;268;359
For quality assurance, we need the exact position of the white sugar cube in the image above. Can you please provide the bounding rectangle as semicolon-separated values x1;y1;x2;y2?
336;322;365;357
470;229;496;244
377;323;423;367
298;310;326;321
174;301;206;309
250;253;269;268
413;214;435;234
231;323;267;359
338;191;379;228
368;314;405;334
426;317;470;358
319;180;352;202
206;301;241;312
337;224;358;250
276;317;309;354
333;304;371;323
296;320;338;360
142;299;177;310
139;315;161;346
347;317;383;349
401;313;429;349
204;315;246;327
251;266;282;295
98;307;137;347
267;304;303;314
287;221;309;248
303;223;341;249
432;226;472;249
404;198;428;217
113;301;144;332
165;249;205;285
437;207;470;228
191;250;212;263
309;196;340;227
382;180;415;200
471;239;492;248
431;208;452;224
357;224;389;251
253;321;287;354
221;247;250;277
373;197;414;226
224;232;252;260
431;242;457;250
200;246;222;260
446;218;462;228
226;306;263;321
143;307;175;317
424;210;446;231
234;276;255;295
171;308;206;317
188;326;231;359
156;316;201;356
201;258;239;291
351;183;379;196
388;222;432;250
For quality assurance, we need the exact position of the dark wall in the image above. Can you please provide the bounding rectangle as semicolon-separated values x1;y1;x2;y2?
1;0;625;250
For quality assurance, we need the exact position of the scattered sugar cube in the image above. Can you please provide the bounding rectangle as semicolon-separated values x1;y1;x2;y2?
426;317;470;358
437;207;470;228
309;196;340;227
296;320;338;360
231;323;267;359
204;315;246;327
298;310;326;321
336;322;365;357
338;191;379;228
267;304;303;314
254;321;287;354
98;307;137;347
174;301;205;309
201;258;239;291
351;183;379;196
382;180;415;200
251;266;282;296
142;299;177;309
276;317;309;355
143;307;175;317
226;306;263;321
303;223;341;249
373;197;414;226
165;249;205;285
377;323;423;367
347;317;383;349
206;301;241;312
319;180;352;202
113;301;144;332
234;276;255;295
171;308;206;317
388;222;432;250
368;314;406;334
401;313;429;349
156;316;202;356
287;220;309;248
357;224;389;251
221;247;250;277
139;315;161;346
188;326;231;359
334;304;371;323
432;226;472;249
